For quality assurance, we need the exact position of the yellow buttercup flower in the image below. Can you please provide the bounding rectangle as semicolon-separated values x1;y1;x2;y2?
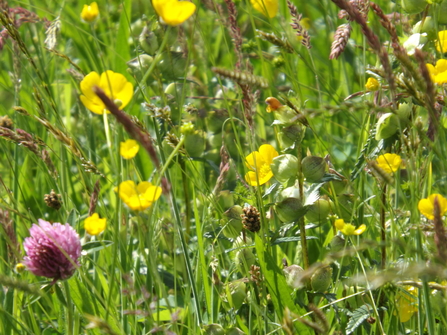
84;213;106;236
250;0;278;18
365;77;379;91
396;286;418;322
115;180;162;211
80;71;134;115
418;194;447;220
334;219;366;236
376;153;402;174
245;144;279;186
152;0;196;26
81;2;99;23
436;30;447;53
426;59;447;85
120;139;140;159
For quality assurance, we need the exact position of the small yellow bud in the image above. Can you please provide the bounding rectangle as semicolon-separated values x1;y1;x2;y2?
15;263;26;273
365;77;379;91
81;2;99;23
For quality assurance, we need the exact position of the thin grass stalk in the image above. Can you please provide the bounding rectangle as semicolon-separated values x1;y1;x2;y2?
297;143;309;270
380;184;387;270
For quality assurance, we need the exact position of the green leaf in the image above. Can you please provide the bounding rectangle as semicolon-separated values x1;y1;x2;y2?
254;235;312;334
346;304;372;334
66;209;79;228
271;236;318;245
82;240;113;254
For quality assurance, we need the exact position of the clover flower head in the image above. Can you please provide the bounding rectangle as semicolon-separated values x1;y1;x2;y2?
250;0;278;18
23;219;81;281
426;59;447;85
84;213;107;236
80;71;133;115
244;144;279;186
81;2;99;23
120;139;140;159
365;77;379;91
152;0;196;26
418;194;447;220
334;219;366;236
115;180;162;211
376;153;402;174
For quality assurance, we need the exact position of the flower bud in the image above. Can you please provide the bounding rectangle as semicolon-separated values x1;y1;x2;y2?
305;198;332;223
235;248;256;275
329;179;348;195
226;280;246;309
227;327;245;335
310;266;333;292
225;205;244;220
139;26;159;55
218;190;234;209
301;156;327;183
401;0;426;14
375;113;399;140
184;132;206;157
275;198;303;223
278;124;303;148
271;154;299;183
206;110;228;133
202;324;225;335
330;235;346;253
283;264;305;289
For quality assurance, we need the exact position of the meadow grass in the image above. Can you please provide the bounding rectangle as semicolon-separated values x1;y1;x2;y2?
1;0;447;334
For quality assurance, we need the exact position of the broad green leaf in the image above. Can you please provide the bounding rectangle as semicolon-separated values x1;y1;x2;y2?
254;234;312;334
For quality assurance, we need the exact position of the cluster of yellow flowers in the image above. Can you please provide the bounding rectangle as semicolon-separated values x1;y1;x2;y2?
426;31;447;84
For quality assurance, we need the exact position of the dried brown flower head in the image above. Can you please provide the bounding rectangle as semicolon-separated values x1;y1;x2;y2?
241;205;261;233
44;189;62;210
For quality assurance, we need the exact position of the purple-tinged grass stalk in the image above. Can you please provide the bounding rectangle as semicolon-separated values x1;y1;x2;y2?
88;180;101;216
0;209;20;264
0;126;58;178
223;0;243;69
331;0;396;103
329;23;352;60
414;49;438;141
287;0;311;49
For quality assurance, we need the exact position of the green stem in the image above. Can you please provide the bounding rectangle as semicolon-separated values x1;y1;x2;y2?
63;281;73;335
297;144;309;269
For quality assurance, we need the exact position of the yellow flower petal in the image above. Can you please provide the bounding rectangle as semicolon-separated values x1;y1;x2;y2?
365;77;379;91
79;70;133;114
250;0;278;18
84;213;106;235
244;144;278;186
81;2;99;22
436;30;447;53
116;180;162;211
376;153;402;174
418;194;447;220
396;287;418;322
334;219;365;236
120;139;140;159
152;0;196;26
426;59;447;85
353;224;366;235
334;219;345;230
